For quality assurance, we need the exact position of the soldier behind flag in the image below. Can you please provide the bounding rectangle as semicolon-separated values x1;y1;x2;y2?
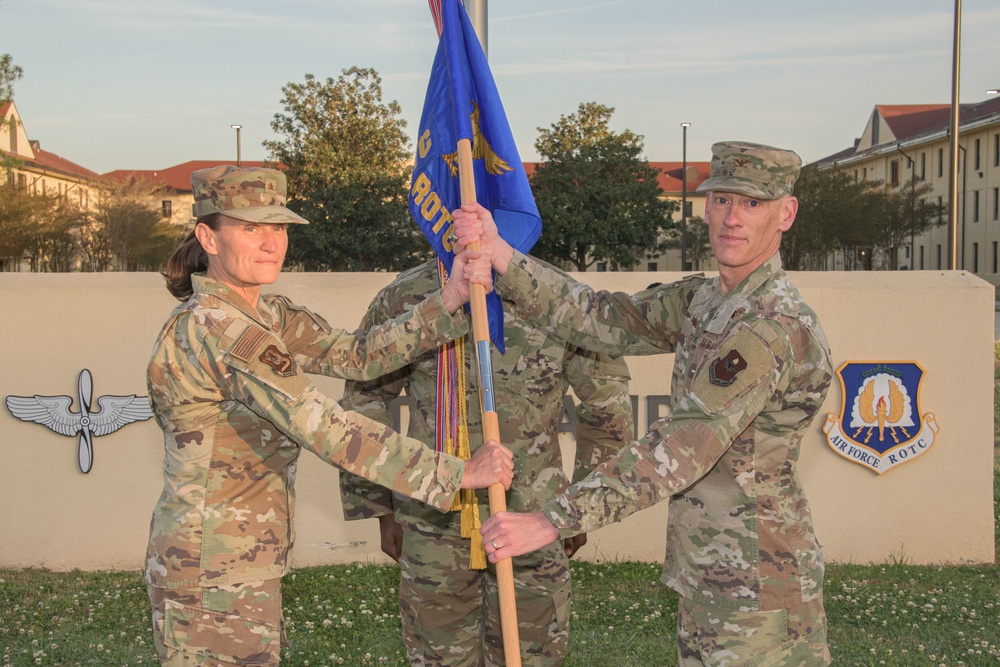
458;142;835;666
339;256;633;666
144;165;512;667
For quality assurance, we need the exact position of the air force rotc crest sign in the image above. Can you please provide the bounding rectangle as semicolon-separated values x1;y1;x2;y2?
822;361;939;475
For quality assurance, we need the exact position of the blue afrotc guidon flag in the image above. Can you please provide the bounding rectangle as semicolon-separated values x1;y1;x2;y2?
411;0;541;353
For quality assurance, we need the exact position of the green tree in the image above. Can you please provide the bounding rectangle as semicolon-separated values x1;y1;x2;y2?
873;180;943;270
88;177;183;271
265;68;429;272
23;198;88;272
0;183;48;269
528;103;676;271
664;216;712;270
1;53;24;174
782;169;882;270
0;53;22;103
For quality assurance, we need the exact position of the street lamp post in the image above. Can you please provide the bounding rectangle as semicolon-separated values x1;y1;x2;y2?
680;122;691;272
946;0;961;269
231;124;242;167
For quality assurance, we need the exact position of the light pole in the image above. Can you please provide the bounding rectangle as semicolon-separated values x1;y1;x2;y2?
680;122;691;271
946;0;961;269
231;124;242;167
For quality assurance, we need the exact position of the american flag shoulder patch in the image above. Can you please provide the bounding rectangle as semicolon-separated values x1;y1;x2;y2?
230;325;271;362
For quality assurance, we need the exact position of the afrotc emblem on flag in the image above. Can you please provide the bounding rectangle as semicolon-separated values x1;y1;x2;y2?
822;361;939;475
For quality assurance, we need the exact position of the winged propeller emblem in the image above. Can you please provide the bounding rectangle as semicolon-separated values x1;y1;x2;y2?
5;369;153;473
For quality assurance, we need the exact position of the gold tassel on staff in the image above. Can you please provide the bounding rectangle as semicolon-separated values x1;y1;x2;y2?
437;262;488;569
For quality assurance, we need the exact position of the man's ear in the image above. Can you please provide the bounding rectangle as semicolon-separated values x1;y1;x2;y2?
194;222;219;256
778;196;798;232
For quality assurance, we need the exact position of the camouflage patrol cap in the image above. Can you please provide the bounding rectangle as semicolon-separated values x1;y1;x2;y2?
696;141;801;200
190;165;309;224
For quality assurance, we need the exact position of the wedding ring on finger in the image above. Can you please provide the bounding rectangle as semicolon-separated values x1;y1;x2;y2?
490;539;499;550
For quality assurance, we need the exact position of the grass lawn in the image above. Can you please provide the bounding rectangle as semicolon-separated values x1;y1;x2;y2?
2;456;996;667
2;384;998;666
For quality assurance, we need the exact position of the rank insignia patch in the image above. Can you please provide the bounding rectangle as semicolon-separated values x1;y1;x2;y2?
260;345;296;377
822;361;939;475
709;349;747;387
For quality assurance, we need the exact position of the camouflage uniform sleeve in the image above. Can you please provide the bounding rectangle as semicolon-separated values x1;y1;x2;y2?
270;291;468;381
339;294;407;521
564;347;634;485
215;318;463;512
496;250;701;356
542;318;791;537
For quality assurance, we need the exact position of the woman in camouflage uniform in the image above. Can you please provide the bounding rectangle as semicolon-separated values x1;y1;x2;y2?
144;165;512;667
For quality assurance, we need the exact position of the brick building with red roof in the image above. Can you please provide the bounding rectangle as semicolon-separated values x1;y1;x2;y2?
2;101;99;207
811;96;1000;279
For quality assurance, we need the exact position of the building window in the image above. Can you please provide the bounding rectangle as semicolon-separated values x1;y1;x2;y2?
994;134;999;167
17;173;26;189
854;169;858;182
162;200;172;218
863;167;867;180
974;191;980;223
919;245;925;270
993;242;997;274
920;152;926;180
937;245;942;270
973;242;979;273
890;159;900;186
596;262;607;272
647;261;657;271
8;117;16;154
993;187;999;221
938;148;944;178
974;138;981;171
938;196;944;224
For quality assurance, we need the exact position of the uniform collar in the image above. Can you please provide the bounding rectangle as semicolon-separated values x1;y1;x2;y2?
695;253;784;335
191;274;278;330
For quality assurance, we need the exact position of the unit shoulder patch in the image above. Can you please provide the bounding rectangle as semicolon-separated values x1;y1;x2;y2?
260;344;297;377
708;350;747;387
691;327;774;415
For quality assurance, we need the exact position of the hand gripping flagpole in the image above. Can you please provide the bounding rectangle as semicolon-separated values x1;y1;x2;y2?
456;138;522;666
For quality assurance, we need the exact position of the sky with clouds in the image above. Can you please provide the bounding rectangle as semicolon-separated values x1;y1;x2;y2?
3;0;999;174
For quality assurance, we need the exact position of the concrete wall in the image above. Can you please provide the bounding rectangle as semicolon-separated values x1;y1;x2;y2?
0;269;994;572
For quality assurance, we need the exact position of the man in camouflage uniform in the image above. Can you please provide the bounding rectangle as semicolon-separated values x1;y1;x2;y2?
462;142;835;666
145;165;511;666
339;258;634;666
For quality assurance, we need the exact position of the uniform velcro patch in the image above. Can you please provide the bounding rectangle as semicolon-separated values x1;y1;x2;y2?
709;350;747;387
260;344;297;377
692;327;773;415
230;325;270;362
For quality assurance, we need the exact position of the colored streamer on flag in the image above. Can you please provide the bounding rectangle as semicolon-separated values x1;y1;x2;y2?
411;0;541;353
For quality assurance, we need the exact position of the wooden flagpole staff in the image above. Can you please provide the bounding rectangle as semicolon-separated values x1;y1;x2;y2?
456;137;522;667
